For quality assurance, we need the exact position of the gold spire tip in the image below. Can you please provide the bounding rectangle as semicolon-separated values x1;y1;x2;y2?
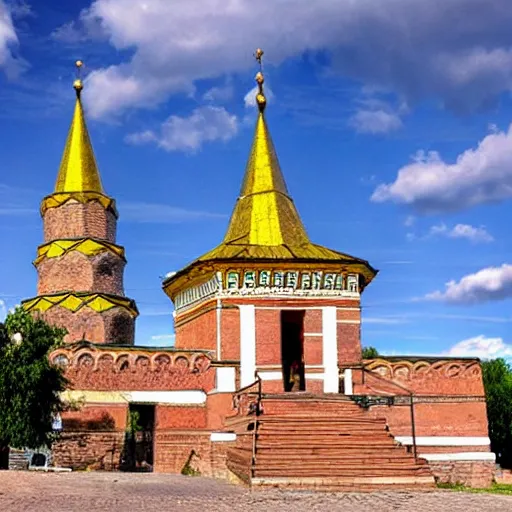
73;60;84;97
254;48;266;112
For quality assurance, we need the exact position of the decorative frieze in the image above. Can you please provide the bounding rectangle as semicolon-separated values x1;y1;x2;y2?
220;269;359;298
173;270;360;311
174;274;221;310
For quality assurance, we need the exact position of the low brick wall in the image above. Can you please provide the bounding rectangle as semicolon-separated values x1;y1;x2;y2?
429;460;495;488
52;431;125;471
153;430;234;478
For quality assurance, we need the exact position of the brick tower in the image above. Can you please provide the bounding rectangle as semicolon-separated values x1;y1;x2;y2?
23;62;138;344
163;50;377;394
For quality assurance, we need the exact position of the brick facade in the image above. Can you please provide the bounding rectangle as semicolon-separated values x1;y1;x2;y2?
26;195;138;344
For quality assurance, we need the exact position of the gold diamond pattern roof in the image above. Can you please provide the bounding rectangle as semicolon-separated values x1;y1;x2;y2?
198;112;367;264
54;96;104;193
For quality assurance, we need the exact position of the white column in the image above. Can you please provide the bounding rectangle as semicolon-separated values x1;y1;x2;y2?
322;306;339;393
344;368;353;395
239;305;256;387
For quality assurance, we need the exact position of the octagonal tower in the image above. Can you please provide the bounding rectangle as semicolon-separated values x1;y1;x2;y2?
163;51;377;394
22;63;138;344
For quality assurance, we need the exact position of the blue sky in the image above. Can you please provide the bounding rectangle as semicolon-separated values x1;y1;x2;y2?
1;0;512;359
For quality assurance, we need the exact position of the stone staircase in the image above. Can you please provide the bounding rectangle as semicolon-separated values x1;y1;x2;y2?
225;393;435;491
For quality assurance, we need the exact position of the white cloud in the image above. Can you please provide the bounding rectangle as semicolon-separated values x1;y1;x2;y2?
364;316;409;325
372;124;512;213
404;215;416;227
444;335;512;360
0;298;6;321
428;223;494;243
125;106;238;152
203;83;234;103
425;264;512;304
0;0;24;77
55;0;512;119
349;109;402;134
119;200;226;223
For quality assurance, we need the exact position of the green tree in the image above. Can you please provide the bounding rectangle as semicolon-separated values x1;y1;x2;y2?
481;358;512;468
0;308;68;469
362;346;380;359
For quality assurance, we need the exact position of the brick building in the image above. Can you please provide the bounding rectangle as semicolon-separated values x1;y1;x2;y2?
21;57;494;489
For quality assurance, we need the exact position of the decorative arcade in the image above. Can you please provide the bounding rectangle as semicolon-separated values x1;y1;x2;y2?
18;54;494;490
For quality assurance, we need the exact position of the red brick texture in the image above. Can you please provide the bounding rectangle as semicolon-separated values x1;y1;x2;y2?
429;461;494;488
255;309;281;365
52;431;125;471
368;401;490;437
37;251;126;296
54;346;215;391
156;405;207;429
153;431;234;477
43;201;117;243
42;305;135;345
33;196;138;345
175;305;217;351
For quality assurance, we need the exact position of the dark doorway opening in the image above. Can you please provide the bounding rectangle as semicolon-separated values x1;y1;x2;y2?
120;404;154;472
281;310;305;392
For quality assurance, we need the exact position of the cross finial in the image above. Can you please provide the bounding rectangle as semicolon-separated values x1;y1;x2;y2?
254;48;266;112
73;60;84;98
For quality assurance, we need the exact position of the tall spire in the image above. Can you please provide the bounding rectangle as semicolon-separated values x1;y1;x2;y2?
54;61;104;194
222;48;310;247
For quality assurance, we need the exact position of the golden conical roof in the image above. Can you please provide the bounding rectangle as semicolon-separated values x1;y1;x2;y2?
54;62;103;194
222;112;310;247
163;50;377;297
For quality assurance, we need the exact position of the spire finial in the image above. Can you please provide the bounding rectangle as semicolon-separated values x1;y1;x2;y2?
254;48;266;112
73;60;84;98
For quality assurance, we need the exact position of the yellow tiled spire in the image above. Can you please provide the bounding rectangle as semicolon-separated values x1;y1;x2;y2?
222;49;310;247
54;61;103;194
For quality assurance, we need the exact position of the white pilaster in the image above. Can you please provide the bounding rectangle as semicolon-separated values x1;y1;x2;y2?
239;305;256;387
344;368;353;395
322;306;338;392
216;367;236;392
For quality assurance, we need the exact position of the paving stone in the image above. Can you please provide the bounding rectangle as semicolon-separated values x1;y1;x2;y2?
0;472;511;511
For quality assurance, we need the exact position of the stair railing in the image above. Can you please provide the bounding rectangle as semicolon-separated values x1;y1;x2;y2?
232;372;263;476
346;366;418;462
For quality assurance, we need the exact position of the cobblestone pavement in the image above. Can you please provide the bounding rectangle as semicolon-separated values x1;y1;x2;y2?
1;472;511;512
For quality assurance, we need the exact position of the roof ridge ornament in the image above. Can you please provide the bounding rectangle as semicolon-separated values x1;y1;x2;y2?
73;60;84;98
254;48;266;113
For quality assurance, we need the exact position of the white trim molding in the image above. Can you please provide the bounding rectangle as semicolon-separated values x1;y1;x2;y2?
258;371;283;381
62;390;207;405
420;452;495;462
129;391;206;405
396;436;491;447
239;305;256;387
215;367;236;392
210;432;236;442
336;319;361;324
322;306;338;393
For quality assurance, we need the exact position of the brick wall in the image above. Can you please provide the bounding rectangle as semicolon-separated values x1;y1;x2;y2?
429;460;494;488
61;351;215;391
220;306;240;360
156;405;207;429
369;401;490;438
42;305;135;345
43;201;116;243
303;309;322;365
255;309;280;365
175;306;217;351
153;430;233;477
52;431;125;470
206;393;235;430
